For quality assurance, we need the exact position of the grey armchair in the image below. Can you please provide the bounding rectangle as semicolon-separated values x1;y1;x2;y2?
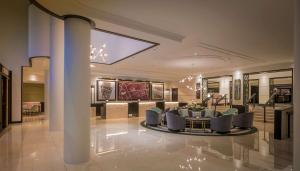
232;112;254;129
166;111;186;131
210;114;233;133
146;110;162;126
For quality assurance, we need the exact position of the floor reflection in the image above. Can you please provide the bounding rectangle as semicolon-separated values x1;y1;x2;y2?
91;118;292;171
0;118;293;171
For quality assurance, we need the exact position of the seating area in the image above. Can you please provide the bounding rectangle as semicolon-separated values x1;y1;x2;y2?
144;105;256;136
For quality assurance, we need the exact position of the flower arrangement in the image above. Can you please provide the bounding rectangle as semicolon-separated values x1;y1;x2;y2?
187;103;205;111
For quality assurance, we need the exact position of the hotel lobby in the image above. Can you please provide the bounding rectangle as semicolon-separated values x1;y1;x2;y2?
0;0;299;171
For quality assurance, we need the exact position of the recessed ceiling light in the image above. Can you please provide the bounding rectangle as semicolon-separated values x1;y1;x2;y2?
104;54;108;57
90;64;95;68
29;75;37;81
102;44;106;48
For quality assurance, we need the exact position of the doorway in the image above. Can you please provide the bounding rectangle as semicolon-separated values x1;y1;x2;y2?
249;79;259;104
22;58;49;122
0;65;11;133
270;77;293;104
171;88;178;102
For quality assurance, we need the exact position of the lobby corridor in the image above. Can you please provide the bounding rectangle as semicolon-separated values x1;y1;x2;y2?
0;118;292;171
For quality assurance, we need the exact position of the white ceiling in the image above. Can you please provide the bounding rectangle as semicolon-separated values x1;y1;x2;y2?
35;0;294;81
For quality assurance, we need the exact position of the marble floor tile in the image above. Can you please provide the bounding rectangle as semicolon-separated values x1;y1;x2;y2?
0;118;293;171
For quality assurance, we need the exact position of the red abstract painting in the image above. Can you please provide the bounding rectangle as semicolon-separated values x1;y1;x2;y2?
118;81;150;100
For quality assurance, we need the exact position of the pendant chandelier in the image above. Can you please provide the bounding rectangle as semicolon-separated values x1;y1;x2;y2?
90;43;108;63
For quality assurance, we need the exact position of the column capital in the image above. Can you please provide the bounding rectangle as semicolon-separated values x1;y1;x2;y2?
63;15;95;28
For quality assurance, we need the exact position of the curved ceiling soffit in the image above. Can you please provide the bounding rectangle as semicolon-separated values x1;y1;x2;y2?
71;0;185;42
29;0;259;68
29;0;184;42
29;0;161;66
29;0;95;27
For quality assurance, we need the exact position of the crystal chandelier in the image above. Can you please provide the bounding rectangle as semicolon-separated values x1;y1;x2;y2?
179;74;202;92
179;76;197;91
90;44;108;63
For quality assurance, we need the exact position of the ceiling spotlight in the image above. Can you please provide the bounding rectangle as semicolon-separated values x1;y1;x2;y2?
104;53;108;57
29;75;37;81
102;44;106;48
90;64;95;68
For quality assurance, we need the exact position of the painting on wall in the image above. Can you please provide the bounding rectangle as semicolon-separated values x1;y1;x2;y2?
234;79;241;100
118;81;150;100
96;80;116;101
151;83;164;100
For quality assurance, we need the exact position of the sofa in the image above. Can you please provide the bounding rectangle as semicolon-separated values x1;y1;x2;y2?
232;112;254;129
145;108;162;126
166;110;186;131
210;114;233;133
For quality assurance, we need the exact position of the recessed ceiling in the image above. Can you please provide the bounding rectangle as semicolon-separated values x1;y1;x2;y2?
90;29;158;64
34;0;294;81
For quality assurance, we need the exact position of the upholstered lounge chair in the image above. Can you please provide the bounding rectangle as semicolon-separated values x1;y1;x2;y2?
222;108;238;115
145;109;162;126
232;112;254;129
210;114;233;133
166;111;186;131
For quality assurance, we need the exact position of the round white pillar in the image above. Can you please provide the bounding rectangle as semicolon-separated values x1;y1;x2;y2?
294;0;300;170
49;17;64;131
64;16;91;164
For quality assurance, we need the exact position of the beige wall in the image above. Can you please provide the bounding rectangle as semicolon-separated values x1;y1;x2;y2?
0;1;29;122
22;83;44;102
166;81;200;103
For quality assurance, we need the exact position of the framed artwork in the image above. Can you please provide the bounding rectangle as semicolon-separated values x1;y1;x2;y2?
118;81;150;100
151;83;164;100
96;80;116;101
234;79;241;100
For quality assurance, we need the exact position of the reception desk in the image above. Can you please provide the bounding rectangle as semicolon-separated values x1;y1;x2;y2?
106;103;128;119
91;101;179;119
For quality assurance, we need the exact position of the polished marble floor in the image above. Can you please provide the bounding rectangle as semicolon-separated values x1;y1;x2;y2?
0;118;293;171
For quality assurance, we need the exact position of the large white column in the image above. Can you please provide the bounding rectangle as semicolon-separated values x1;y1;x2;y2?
294;0;300;170
64;16;91;164
49;17;64;131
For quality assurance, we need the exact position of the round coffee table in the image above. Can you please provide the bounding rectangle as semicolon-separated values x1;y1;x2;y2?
186;117;211;133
